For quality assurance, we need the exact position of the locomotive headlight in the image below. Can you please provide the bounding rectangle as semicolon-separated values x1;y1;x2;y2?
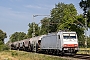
74;44;78;47
63;44;67;47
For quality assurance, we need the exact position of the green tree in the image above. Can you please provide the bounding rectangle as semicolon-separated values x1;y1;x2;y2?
0;29;7;43
0;43;9;51
0;29;9;51
87;35;90;47
0;41;4;45
40;17;50;35
87;10;90;27
79;0;90;8
27;23;39;38
79;0;90;28
50;3;78;31
10;32;26;42
78;35;85;47
79;0;90;47
27;23;33;38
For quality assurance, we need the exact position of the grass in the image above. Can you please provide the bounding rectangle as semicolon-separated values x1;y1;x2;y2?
0;50;66;60
79;48;90;50
77;48;90;54
0;48;90;60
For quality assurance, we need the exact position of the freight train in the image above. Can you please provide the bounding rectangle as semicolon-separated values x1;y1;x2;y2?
10;31;79;55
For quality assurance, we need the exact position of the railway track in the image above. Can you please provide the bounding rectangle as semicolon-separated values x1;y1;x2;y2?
36;52;90;60
73;54;90;60
61;54;90;60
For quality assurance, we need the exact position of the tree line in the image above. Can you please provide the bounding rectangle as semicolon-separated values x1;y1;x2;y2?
0;29;9;51
1;2;90;48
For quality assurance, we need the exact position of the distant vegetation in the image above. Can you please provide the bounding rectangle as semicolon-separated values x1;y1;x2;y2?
0;29;9;51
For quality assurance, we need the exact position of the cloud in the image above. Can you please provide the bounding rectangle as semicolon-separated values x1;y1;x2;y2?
25;5;42;9
41;4;54;8
24;5;52;10
9;0;22;2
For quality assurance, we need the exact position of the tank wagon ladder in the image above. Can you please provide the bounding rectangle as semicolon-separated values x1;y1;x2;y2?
32;41;36;52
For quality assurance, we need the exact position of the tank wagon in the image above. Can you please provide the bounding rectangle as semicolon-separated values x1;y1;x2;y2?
40;31;79;55
11;35;45;52
10;31;79;55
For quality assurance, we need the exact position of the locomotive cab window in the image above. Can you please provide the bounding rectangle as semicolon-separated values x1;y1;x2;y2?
63;36;69;39
63;33;76;39
70;34;76;39
70;36;76;39
58;35;60;39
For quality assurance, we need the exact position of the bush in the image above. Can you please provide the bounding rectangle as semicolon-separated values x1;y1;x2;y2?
0;44;9;51
0;41;9;51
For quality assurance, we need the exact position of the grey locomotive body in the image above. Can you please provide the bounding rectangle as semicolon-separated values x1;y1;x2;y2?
40;31;79;55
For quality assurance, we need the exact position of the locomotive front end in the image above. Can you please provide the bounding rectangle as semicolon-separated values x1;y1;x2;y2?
62;32;79;55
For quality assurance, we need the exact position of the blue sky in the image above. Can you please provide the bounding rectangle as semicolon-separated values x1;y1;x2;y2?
0;0;90;43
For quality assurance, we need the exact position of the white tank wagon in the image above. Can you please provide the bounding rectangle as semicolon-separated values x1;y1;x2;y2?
17;38;31;51
30;35;46;52
10;38;31;51
10;41;20;50
40;31;79;55
10;35;46;52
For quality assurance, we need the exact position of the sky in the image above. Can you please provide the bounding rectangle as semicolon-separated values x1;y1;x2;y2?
0;0;90;43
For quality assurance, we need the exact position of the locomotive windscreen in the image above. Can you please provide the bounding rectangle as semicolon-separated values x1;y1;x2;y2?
63;33;76;39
